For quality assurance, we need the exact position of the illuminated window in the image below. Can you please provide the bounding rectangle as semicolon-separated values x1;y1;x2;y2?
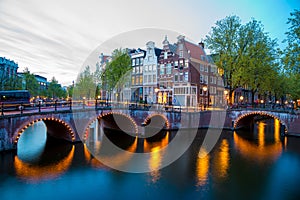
185;60;189;68
158;92;162;103
163;92;167;104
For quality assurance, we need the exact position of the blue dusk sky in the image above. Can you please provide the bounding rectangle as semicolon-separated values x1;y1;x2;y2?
0;0;299;86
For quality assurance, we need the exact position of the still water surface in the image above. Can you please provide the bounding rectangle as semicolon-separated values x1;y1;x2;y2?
1;120;300;200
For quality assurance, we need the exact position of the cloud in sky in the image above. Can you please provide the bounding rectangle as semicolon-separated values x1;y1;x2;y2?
0;0;298;85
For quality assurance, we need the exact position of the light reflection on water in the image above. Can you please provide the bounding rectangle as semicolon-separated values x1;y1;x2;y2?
1;119;300;199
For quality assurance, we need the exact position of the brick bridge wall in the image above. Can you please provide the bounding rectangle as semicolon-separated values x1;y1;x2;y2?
0;109;299;151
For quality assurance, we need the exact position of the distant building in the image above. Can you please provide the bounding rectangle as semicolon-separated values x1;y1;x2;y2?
142;41;161;104
0;57;19;89
17;72;48;92
157;36;178;105
34;74;48;91
130;48;146;102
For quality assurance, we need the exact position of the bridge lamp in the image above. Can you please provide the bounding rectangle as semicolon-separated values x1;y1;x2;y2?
239;96;244;101
202;86;208;109
97;95;100;99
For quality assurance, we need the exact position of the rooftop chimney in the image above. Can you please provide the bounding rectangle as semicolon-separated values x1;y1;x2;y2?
199;41;204;49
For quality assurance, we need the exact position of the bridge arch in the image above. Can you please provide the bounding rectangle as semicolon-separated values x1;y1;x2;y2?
14;117;76;145
233;111;287;133
143;113;170;129
83;111;138;141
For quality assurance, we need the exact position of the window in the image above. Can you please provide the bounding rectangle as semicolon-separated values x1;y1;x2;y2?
179;73;183;82
204;65;208;72
140;58;143;65
148;75;152;83
135;76;139;85
144;75;147;83
166;63;172;74
136;58;140;66
184;72;188;81
185;60;189;68
148;65;152;71
174;74;179;82
174;61;178;68
200;64;204;71
204;75;208;83
139;76;143;84
153;65;156;71
160;64;165;75
200;74;204;83
192;88;196;94
179;50;183;58
179;60;184;69
153;75;156;82
132;59;135;66
132;67;136;74
164;51;168;59
148;56;153;61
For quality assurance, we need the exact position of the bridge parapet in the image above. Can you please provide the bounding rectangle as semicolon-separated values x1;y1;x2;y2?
0;108;299;152
230;110;299;135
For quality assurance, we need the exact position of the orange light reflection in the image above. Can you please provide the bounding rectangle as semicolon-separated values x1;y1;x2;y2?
14;145;75;183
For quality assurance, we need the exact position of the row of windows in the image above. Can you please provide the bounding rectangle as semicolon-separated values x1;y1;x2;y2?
174;87;197;95
131;75;143;85
143;75;157;84
199;64;217;73
132;58;144;66
144;64;157;72
174;72;189;82
132;66;142;74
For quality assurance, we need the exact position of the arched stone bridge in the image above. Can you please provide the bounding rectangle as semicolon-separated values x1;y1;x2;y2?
0;108;299;151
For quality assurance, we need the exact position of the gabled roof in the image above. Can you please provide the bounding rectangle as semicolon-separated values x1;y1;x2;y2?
183;40;206;60
154;48;162;57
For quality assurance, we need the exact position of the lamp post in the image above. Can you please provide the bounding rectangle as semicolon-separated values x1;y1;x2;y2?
239;95;244;108
203;85;208;110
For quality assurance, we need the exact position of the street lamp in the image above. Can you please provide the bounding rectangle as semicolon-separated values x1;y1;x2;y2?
203;86;208;110
239;96;244;108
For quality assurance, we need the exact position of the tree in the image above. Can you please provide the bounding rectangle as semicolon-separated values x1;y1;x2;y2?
74;66;97;99
205;16;280;104
205;16;242;104
234;19;279;103
100;48;131;101
23;68;39;96
3;76;22;90
47;77;67;98
282;9;300;100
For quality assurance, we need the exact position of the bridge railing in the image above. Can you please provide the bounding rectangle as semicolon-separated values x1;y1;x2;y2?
1;98;297;117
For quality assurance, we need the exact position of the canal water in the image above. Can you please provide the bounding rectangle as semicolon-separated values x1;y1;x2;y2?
1;119;300;200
